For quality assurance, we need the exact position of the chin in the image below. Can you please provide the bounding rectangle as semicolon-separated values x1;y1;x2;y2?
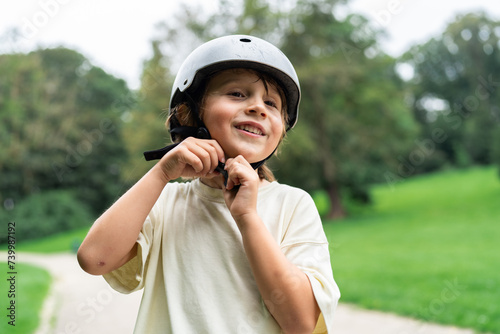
223;143;274;163
242;153;270;164
226;151;263;163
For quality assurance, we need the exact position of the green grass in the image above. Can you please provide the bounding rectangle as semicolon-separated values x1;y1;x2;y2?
0;262;51;334
0;226;90;253
324;166;500;333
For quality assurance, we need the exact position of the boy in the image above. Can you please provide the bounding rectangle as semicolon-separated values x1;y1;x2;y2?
78;35;340;333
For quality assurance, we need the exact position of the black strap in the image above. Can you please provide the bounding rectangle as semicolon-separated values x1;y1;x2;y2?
143;143;179;161
170;126;199;138
143;127;209;161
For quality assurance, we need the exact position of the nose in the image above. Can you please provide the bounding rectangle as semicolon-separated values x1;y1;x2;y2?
246;97;267;118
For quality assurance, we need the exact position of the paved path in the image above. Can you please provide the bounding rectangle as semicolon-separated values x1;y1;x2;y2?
16;252;142;334
333;304;474;334
12;252;476;334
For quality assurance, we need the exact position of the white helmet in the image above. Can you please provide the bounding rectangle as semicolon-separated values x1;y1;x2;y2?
168;34;301;136
145;35;300;170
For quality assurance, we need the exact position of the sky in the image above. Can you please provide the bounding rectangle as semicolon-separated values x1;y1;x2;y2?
1;0;499;90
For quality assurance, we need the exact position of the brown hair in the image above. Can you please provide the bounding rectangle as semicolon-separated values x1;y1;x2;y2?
166;69;288;182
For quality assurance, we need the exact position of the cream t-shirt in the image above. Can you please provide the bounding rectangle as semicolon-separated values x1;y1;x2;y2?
104;178;340;333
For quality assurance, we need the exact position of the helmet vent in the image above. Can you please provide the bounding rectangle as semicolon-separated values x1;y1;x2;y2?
183;79;188;86
239;38;251;43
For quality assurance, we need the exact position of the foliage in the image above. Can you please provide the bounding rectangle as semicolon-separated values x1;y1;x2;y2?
273;2;417;218
401;12;500;172
311;189;331;217
121;41;173;182
0;48;131;215
0;190;92;244
0;262;51;334
140;0;417;218
325;166;500;333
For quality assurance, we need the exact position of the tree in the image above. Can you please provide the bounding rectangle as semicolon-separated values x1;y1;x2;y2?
0;48;131;215
121;41;173;182
138;0;417;219
400;12;500;170
273;1;416;218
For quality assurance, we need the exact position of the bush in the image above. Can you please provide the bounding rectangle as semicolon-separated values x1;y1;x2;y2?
312;190;331;218
0;190;93;244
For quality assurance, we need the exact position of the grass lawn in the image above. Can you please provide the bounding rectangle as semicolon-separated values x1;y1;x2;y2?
0;262;51;334
324;166;500;333
0;226;90;253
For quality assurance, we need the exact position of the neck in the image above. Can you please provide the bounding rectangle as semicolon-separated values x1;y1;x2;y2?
200;174;225;189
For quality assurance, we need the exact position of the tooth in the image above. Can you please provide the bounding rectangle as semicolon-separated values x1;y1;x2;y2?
238;125;262;135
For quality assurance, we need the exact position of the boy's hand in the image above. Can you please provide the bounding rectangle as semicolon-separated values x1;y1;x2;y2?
158;137;225;181
223;155;260;223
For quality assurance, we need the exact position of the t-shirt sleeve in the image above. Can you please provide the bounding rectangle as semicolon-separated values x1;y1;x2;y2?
280;190;341;333
103;213;154;294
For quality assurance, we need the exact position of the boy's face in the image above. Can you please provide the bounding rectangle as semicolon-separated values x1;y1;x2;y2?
201;69;285;163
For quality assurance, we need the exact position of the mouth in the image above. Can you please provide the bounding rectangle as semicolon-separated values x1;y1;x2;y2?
235;123;265;136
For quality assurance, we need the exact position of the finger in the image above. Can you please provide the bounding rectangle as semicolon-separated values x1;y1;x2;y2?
192;145;216;175
195;140;225;173
226;156;260;187
224;156;250;176
228;155;251;169
182;138;224;171
180;139;217;175
179;149;205;174
207;139;226;164
225;160;245;190
226;174;241;190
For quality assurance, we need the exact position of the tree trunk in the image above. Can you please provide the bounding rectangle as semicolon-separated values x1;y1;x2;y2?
326;182;346;220
308;84;345;220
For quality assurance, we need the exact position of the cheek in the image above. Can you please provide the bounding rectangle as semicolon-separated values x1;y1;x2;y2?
271;115;286;139
202;105;232;136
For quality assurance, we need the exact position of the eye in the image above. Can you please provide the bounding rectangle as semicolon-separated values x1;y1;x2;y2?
265;100;276;108
228;91;244;98
265;99;278;109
